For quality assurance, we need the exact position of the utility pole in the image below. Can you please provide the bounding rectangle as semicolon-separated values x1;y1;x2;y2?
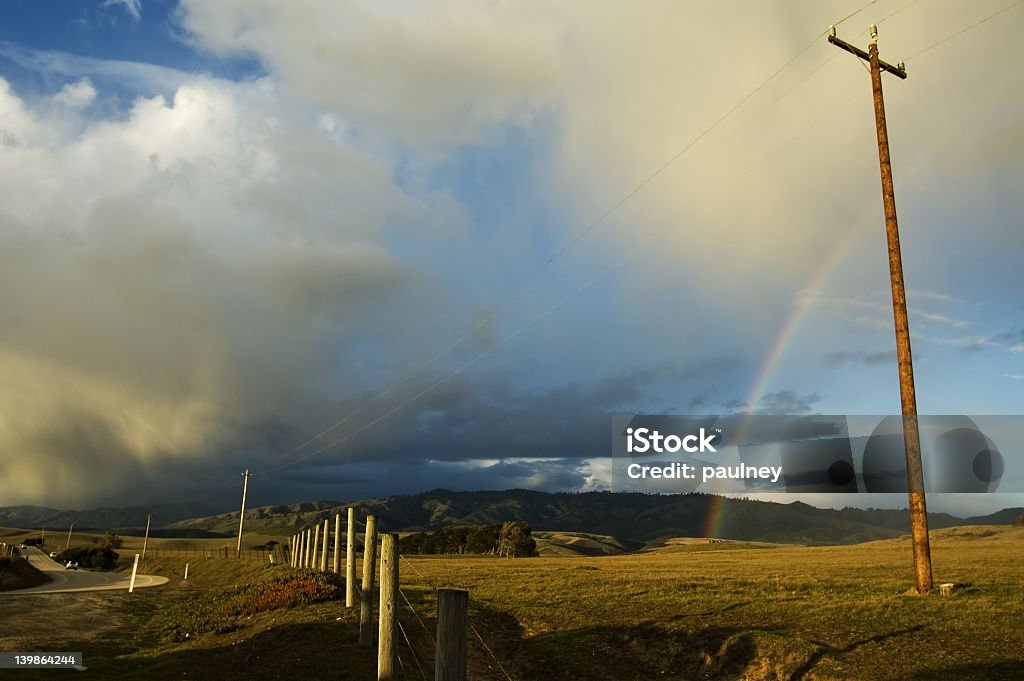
142;513;152;559
65;523;74;551
829;25;932;594
236;469;249;559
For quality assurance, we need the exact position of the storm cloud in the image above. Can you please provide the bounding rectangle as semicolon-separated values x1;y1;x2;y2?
1;1;1022;512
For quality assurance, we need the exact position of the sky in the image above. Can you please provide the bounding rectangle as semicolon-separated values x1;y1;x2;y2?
0;0;1021;517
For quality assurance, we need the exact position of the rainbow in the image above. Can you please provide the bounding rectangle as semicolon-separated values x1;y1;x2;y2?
702;207;877;538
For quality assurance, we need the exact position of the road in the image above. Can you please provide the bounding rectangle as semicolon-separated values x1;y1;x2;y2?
1;546;169;595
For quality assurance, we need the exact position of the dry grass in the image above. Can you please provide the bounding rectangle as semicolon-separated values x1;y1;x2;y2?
3;526;1022;680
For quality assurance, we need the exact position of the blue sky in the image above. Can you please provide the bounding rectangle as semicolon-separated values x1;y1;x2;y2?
0;0;1021;517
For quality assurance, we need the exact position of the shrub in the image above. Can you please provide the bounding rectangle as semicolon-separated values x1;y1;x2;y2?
57;546;119;570
154;569;342;642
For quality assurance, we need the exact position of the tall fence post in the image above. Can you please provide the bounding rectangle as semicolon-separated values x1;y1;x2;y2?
303;529;311;568
303;524;311;569
346;507;356;607
359;515;379;646
320;519;329;572
378;533;399;681
435;589;469;681
311;524;320;570
333;513;341;574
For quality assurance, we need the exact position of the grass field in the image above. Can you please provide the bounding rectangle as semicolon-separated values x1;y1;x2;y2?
2;526;1022;680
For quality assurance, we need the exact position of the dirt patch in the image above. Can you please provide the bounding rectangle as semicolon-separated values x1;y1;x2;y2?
1;590;136;649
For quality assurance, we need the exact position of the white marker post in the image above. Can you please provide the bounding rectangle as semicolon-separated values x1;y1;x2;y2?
184;562;189;581
129;554;140;593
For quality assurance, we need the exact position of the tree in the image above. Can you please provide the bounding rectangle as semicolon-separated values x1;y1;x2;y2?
97;532;123;549
497;522;537;558
466;525;501;555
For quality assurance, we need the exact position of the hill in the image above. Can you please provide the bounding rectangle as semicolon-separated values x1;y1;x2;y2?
0;502;225;532
165;490;1023;546
4;491;1018;546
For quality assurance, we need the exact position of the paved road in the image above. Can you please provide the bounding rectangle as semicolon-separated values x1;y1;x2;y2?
2;546;169;595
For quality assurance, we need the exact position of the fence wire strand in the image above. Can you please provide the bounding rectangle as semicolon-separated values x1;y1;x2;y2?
398;619;430;681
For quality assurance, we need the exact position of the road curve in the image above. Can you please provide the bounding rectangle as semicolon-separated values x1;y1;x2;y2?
1;546;169;595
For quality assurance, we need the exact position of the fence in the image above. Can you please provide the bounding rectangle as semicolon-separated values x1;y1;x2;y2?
287;509;517;681
144;546;287;564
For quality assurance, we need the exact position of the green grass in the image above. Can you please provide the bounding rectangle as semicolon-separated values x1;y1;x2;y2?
146;568;343;642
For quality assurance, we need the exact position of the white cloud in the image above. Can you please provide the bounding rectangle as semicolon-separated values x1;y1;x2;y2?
53;78;97;108
177;1;563;150
0;73;459;506
103;0;141;22
0;41;189;98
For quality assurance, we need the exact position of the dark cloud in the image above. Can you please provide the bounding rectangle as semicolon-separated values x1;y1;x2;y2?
754;390;821;415
823;350;897;367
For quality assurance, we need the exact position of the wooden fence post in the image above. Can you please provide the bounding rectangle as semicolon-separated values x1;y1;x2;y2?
378;533;399;681
346;508;356;607
320;519;329;572
333;513;341;574
359;515;379;646
311;524;320;570
435;589;469;681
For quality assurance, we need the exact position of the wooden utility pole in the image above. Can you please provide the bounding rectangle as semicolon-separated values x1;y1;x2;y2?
64;523;74;551
142;513;152;559
829;25;932;594
236;469;249;560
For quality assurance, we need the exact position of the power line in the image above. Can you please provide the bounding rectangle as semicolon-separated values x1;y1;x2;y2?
834;0;880;28
250;0;986;478
255;259;620;474
253;23;840;476
908;0;1024;60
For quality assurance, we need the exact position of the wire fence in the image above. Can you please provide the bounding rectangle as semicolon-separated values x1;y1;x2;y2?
283;513;519;680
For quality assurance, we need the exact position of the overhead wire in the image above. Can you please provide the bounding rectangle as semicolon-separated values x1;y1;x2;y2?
908;0;1024;59
246;0;1016;479
251;16;851;476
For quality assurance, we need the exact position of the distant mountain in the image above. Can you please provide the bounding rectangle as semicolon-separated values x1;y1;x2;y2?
0;502;226;531
4;492;1017;545
165;490;1024;546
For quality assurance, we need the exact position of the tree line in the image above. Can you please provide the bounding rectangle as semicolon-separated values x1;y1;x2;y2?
398;521;537;557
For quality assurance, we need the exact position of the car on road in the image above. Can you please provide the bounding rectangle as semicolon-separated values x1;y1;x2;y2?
49;552;58;559
65;561;78;570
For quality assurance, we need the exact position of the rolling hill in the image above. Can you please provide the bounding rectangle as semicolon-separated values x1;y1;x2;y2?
164;490;1022;546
